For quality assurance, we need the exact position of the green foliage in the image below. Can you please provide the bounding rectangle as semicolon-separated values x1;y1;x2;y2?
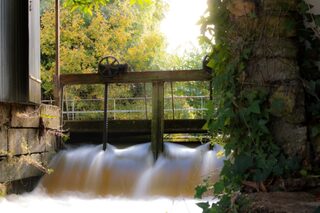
41;0;166;102
298;1;320;145
63;0;153;14
196;0;302;212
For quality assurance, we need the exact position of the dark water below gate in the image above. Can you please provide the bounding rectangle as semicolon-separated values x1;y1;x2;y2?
0;142;224;212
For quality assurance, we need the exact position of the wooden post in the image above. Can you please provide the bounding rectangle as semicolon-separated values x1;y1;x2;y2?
57;85;64;150
151;81;164;160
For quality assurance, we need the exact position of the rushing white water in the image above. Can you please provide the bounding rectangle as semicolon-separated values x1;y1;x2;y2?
0;192;211;213
0;142;224;212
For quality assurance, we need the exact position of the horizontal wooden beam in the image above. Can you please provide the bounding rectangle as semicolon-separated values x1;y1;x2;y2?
60;70;211;86
64;119;207;134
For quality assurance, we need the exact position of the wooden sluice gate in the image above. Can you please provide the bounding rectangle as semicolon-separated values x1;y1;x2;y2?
64;119;208;147
58;60;212;158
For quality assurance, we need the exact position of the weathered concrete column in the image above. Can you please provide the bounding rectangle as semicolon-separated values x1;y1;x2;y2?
228;0;307;159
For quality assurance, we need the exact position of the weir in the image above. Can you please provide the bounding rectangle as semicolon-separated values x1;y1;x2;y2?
38;142;224;197
58;69;212;159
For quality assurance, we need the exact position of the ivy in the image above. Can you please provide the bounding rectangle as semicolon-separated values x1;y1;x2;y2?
298;1;320;149
196;0;301;212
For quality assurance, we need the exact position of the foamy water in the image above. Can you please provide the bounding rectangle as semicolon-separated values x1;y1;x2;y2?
0;191;212;213
0;142;223;212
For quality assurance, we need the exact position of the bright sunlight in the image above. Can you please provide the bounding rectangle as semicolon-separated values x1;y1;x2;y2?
160;0;207;55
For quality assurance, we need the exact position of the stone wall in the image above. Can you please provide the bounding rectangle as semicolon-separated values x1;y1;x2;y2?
0;102;59;185
228;0;308;160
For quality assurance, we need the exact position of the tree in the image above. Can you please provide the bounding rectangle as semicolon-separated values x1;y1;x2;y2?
63;0;154;15
41;0;167;101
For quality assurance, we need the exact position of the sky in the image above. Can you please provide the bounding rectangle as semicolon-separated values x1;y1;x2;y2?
160;0;207;55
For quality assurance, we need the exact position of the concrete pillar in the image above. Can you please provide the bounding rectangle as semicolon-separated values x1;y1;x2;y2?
228;0;307;159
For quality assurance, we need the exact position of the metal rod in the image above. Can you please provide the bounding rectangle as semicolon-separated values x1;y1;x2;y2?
103;83;108;151
113;98;116;120
64;93;70;120
170;82;175;120
144;83;148;119
72;100;75;120
57;86;64;150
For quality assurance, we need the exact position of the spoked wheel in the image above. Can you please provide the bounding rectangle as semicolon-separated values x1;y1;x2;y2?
98;56;120;77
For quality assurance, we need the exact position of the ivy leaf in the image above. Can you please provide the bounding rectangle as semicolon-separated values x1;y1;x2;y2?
234;153;253;174
315;16;320;27
214;181;224;194
273;164;283;176
258;119;269;134
284;19;296;32
311;125;320;138
297;2;309;13
207;58;215;69
242;48;251;60
270;98;284;115
195;184;208;199
196;202;210;210
202;121;209;130
248;101;261;114
253;169;270;182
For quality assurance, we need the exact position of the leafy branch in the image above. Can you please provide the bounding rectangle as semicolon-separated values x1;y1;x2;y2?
63;0;153;15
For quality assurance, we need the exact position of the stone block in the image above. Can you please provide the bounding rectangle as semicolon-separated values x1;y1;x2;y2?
41;152;56;167
40;104;60;130
253;38;297;59
8;129;43;155
246;58;299;83
234;16;297;38
271;120;307;159
0;102;10;127
269;83;305;124
11;104;39;128
40;131;56;152
227;0;256;17
262;0;298;11
0;127;8;156
0;154;43;182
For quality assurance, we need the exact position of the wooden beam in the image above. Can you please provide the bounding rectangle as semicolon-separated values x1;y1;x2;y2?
59;70;211;86
151;81;164;160
64;120;207;134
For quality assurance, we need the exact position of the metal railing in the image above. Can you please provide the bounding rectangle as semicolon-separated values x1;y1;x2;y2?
42;96;209;120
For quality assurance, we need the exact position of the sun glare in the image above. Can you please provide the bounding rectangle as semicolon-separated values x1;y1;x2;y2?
160;0;207;55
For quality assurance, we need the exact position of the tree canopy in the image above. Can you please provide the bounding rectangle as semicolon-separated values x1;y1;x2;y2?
41;0;167;100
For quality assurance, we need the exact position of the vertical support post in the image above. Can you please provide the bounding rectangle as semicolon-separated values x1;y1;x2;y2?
144;83;148;119
201;96;204;119
113;98;116;120
57;85;64;150
54;0;60;106
151;81;164;160
72;99;75;120
103;84;108;151
170;82;175;120
65;94;70;120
